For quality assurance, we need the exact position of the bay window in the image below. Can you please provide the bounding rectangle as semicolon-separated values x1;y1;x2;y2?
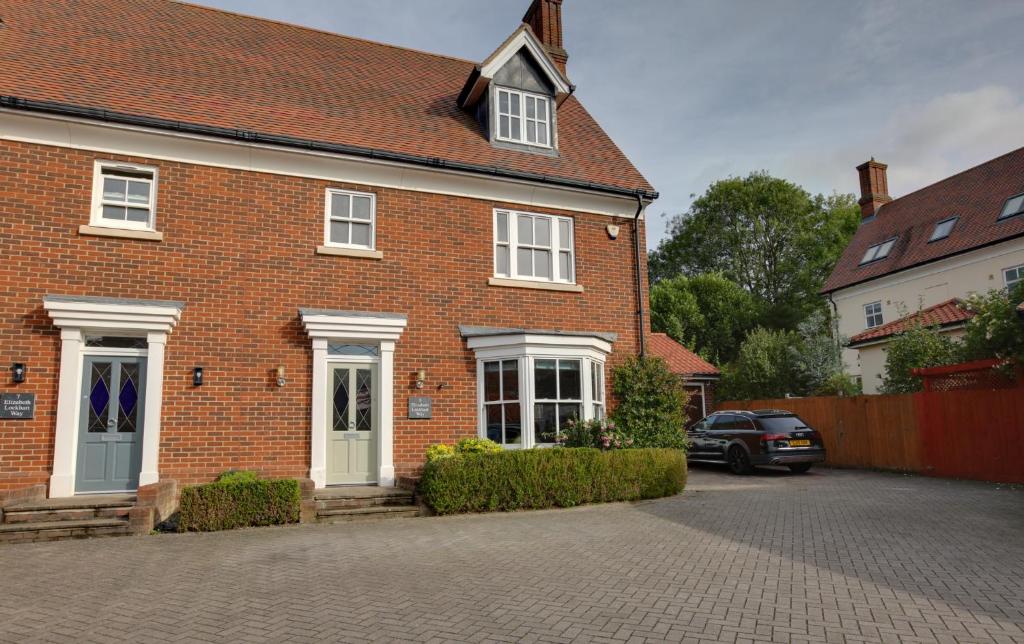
533;359;582;444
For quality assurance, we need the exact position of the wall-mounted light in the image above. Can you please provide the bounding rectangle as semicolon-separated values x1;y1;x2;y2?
11;363;26;384
192;366;204;387
606;224;620;240
415;369;427;389
276;364;287;387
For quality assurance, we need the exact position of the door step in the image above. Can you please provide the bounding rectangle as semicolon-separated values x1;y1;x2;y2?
1;494;137;544
312;486;421;523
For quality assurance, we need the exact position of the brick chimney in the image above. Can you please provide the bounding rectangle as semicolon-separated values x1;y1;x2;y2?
523;0;568;74
856;158;892;219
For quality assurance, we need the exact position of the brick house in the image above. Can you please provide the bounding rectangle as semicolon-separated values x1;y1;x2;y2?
823;151;1024;394
646;333;720;427
0;0;657;497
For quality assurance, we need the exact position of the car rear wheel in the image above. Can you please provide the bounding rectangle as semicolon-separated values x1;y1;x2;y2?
787;463;812;474
727;446;752;475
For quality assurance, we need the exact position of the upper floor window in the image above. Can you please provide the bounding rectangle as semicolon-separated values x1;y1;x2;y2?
496;87;551;148
860;237;897;265
494;209;574;283
998;193;1024;221
91;161;157;231
864;301;884;328
1005;264;1024;289
928;216;957;242
325;189;376;250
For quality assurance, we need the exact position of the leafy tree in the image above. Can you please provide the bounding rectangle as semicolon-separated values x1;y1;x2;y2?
649;173;859;329
879;324;963;394
789;309;855;395
961;282;1024;363
649;272;758;364
610;356;689;449
717;327;807;400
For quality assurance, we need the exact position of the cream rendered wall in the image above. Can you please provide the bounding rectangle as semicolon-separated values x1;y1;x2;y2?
856;328;966;394
831;237;1024;392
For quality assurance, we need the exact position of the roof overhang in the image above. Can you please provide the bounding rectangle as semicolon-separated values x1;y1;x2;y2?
846;320;969;349
43;295;184;333
458;25;574;109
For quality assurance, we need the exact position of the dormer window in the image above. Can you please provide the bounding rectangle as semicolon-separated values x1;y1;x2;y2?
496;87;551;147
860;237;897;265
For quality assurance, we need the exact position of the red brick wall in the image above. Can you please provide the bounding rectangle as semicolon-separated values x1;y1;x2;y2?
0;139;650;491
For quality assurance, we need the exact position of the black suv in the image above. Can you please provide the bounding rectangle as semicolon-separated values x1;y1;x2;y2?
687;410;826;474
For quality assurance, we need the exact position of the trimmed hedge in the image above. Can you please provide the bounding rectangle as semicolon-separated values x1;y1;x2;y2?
420;448;686;515
178;473;301;532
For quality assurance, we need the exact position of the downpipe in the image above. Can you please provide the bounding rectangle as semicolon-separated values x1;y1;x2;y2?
633;193;646;358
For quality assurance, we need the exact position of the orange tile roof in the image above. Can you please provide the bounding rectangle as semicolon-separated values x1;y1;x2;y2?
0;0;654;197
847;299;974;347
648;333;720;377
824;147;1024;293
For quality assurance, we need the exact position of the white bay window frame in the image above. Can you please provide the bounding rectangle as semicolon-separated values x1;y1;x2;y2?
90;160;158;232
493;208;575;284
467;331;612;450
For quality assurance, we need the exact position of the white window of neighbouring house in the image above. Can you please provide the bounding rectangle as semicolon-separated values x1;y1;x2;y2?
496;87;551;148
591;361;605;420
483;359;522;447
864;301;884;328
325;189;376;250
533;358;583;445
998;193;1024;221
1005;264;1024;289
91;162;157;230
493;209;574;283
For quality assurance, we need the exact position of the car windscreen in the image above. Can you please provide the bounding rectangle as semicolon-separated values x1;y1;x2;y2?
757;416;810;433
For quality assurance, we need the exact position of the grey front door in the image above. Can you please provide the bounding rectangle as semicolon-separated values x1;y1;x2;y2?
76;356;146;493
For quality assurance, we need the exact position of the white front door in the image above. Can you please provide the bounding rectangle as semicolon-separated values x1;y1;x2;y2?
327;363;378;485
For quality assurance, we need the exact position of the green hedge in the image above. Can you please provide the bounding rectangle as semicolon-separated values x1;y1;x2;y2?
420;448;686;515
178;473;301;532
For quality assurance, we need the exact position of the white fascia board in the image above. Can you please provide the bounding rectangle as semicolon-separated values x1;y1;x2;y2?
1;109;643;219
466;333;612;357
479;29;572;97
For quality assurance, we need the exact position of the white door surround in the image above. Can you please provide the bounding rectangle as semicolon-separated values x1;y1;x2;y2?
300;309;407;488
44;295;184;498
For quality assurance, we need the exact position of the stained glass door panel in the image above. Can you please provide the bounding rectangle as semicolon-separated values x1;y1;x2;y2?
326;364;378;485
76;357;146;493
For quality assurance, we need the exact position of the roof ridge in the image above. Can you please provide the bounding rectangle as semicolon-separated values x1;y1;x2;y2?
880;144;1024;209
171;0;479;65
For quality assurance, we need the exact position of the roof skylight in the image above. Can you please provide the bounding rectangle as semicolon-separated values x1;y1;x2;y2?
860;237;897;265
999;193;1024;221
929;217;957;242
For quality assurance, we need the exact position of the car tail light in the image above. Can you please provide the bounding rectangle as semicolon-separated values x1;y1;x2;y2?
762;433;789;442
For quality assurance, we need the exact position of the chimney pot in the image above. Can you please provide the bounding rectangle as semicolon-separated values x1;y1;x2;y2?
856;159;892;219
523;0;568;74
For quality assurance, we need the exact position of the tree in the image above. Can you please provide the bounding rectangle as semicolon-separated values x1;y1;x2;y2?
649;173;859;329
610;356;689;449
789;309;858;395
879;324;963;394
717;327;807;400
649;272;758;364
961;282;1024;363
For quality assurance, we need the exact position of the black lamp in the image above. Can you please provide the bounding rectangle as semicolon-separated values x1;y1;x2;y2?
192;366;204;387
11;363;26;384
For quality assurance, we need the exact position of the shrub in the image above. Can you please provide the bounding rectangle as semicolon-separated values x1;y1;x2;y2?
558;418;634;450
610;356;689;449
420;448;686;515
880;323;963;394
425;443;456;462
178;472;301;532
718;327;807;400
454;437;503;455
961;282;1024;363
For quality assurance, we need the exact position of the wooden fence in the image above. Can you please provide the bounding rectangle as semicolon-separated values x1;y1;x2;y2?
718;386;1024;483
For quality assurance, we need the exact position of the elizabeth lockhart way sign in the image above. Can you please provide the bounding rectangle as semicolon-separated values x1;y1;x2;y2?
408;396;432;419
0;393;35;419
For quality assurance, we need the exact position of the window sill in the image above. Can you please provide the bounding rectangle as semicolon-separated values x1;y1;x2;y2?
316;246;383;260
487;277;584;293
79;225;163;242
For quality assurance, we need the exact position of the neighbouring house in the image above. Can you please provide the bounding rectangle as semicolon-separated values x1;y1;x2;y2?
0;0;657;498
647;333;720;427
822;151;1024;394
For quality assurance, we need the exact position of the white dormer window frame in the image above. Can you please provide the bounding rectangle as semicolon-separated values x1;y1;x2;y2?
90;161;158;232
324;189;377;251
495;87;552;149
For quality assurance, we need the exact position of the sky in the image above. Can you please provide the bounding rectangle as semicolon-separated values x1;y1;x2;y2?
198;0;1024;249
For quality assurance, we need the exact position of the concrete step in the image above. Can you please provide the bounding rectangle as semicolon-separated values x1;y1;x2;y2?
3;505;132;524
3;494;136;513
316;495;414;511
0;518;132;544
316;505;421;524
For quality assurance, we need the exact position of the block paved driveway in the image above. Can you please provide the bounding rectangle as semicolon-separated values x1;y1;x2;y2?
1;467;1022;644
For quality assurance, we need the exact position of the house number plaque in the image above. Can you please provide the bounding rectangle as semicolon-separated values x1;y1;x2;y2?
0;393;35;419
408;397;432;419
